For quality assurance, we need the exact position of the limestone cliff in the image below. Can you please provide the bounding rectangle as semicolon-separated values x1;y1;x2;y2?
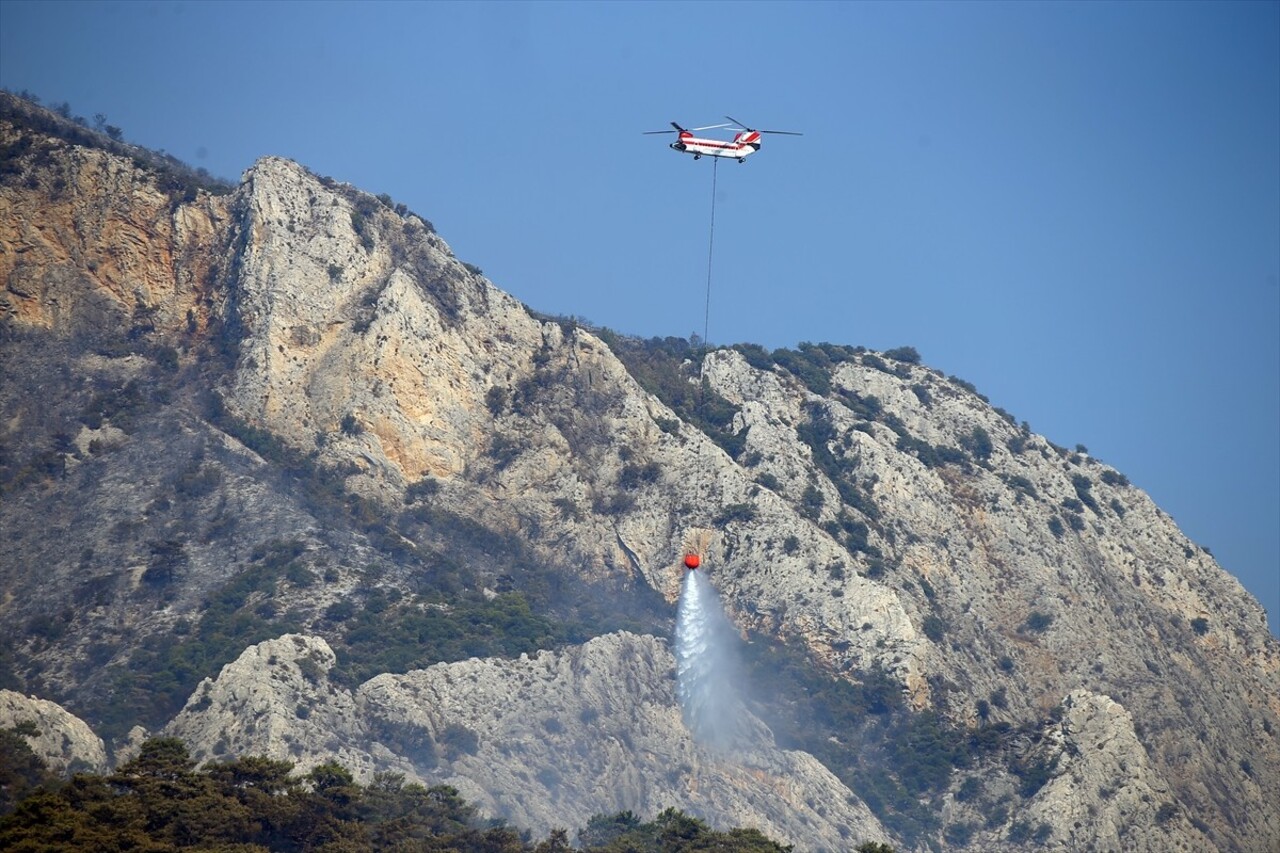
1;92;1276;851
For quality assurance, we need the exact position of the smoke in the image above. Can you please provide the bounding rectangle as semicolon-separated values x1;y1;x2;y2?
675;570;747;752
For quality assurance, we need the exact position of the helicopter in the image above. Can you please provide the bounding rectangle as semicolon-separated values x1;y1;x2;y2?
644;115;802;163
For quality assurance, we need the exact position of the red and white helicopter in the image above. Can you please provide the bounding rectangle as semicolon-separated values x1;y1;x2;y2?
645;116;802;163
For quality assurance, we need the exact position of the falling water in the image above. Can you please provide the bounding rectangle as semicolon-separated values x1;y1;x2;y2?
675;570;745;751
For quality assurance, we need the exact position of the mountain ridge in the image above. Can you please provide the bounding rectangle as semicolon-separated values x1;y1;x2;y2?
1;91;1276;851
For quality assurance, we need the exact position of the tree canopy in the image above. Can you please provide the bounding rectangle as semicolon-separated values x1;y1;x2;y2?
0;737;851;852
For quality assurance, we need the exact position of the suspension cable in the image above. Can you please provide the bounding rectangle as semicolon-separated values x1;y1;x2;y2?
703;157;718;349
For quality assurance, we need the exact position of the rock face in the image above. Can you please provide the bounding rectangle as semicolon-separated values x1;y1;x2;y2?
1021;690;1214;852
0;689;109;775
166;632;890;849
2;92;1278;851
0;119;227;338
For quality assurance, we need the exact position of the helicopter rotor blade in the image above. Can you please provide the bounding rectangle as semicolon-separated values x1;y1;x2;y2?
642;130;678;135
725;115;801;135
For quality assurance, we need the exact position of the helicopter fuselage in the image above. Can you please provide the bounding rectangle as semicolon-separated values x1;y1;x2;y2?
670;130;762;162
645;119;799;162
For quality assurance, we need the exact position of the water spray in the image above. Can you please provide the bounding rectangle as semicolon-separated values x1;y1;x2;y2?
675;569;745;752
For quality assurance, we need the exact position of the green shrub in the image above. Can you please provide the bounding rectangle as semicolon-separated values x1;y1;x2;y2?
1072;473;1099;512
619;460;662;489
884;346;921;364
349;211;374;251
296;655;323;684
655;415;680;435
944;822;975;846
1005;474;1038;499
801;484;824;519
861;353;890;373
948;374;989;402
756;472;781;491
438;723;479;759
961;426;994;462
714;502;757;526
896;434;968;469
802;341;861;364
772;347;831;395
1023;611;1054;633
325;600;356;622
144;539;187;586
1101;469;1129;487
733;343;774;370
837;388;884;422
485;385;508;415
955;776;982;802
1009;819;1033;843
1014;755;1058;797
406;478;440;502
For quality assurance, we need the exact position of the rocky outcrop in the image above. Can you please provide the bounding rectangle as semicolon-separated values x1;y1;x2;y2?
0;689;108;775
163;634;369;775
167;632;891;849
1021;690;1214;852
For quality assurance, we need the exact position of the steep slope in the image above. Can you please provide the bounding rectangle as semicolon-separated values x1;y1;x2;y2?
1;93;1276;851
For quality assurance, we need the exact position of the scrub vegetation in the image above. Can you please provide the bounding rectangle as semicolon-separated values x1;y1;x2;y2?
0;736;815;851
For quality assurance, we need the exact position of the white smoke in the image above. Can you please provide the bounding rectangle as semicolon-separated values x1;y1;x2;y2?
675;570;746;752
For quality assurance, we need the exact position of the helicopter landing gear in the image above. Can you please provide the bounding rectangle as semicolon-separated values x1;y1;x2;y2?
693;154;701;160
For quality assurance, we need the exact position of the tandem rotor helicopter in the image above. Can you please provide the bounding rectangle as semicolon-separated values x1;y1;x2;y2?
644;115;802;163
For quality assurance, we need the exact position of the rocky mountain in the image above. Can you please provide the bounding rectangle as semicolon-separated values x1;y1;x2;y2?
1;91;1276;851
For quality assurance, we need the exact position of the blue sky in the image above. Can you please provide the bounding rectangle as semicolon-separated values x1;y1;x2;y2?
3;0;1277;634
